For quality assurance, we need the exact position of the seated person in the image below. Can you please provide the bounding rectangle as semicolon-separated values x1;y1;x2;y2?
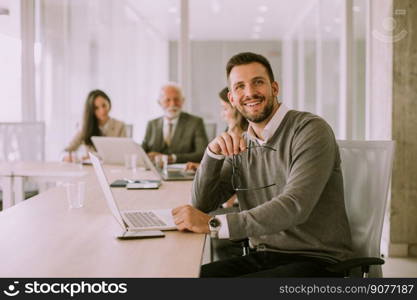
63;89;126;162
172;52;353;277
219;86;249;135
142;83;208;164
185;86;248;172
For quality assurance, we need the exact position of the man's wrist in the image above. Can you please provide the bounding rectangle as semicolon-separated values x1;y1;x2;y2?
167;154;177;164
208;144;217;154
208;216;221;238
206;147;225;160
216;214;230;239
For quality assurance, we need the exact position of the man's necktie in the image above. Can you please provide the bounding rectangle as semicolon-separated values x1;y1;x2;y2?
165;122;173;146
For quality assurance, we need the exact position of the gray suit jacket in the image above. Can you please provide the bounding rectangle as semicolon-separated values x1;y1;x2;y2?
142;112;208;163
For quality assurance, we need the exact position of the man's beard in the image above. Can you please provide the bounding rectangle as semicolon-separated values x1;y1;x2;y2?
164;107;181;119
238;95;275;123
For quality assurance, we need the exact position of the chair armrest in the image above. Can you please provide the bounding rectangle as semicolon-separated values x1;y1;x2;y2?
230;238;249;243
326;257;384;274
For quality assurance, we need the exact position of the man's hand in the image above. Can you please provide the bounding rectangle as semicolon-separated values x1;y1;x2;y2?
63;154;73;163
147;152;162;162
167;154;175;164
171;205;211;233
208;132;246;156
185;162;199;172
148;152;175;165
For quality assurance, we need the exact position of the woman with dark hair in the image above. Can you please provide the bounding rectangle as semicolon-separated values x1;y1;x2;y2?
63;89;126;162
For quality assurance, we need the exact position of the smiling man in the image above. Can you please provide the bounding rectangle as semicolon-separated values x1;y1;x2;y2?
172;52;353;277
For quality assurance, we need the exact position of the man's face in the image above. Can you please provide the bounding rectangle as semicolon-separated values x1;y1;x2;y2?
228;62;279;123
159;86;184;119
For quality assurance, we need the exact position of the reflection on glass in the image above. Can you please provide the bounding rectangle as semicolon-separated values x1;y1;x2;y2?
36;0;176;160
352;0;366;140
303;5;317;114
319;0;342;138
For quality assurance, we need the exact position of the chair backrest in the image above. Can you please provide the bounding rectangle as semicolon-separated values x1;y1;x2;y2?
337;140;395;277
125;124;133;138
204;122;217;142
0;122;45;162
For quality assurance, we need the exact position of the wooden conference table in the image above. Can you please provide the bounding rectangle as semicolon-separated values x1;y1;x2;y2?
0;163;205;277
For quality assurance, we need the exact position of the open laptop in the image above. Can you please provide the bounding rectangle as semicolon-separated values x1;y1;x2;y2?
157;164;195;181
89;152;177;236
92;136;194;181
91;137;150;168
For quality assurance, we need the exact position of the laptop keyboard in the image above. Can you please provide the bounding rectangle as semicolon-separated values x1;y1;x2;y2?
124;211;167;227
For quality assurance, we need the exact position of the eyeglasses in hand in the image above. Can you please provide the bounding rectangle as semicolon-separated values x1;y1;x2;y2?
231;144;277;191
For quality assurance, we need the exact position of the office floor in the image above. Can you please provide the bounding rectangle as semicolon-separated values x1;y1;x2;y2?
383;257;417;277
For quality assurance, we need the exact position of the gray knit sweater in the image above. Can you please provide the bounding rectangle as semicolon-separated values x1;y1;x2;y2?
192;110;353;262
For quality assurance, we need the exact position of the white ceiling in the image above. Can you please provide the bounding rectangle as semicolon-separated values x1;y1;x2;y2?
0;0;365;41
128;0;314;40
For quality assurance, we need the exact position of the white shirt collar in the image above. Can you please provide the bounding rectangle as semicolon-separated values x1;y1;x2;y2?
163;115;179;126
247;103;289;145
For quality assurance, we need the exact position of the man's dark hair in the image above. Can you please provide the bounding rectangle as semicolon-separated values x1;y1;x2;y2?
218;87;229;103
226;52;275;82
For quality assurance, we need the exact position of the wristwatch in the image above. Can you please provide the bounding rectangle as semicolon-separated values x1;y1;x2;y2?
208;216;222;239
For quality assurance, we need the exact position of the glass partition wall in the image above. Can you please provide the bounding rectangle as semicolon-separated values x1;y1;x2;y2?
0;0;22;122
282;0;367;140
35;0;174;160
7;0;370;157
186;0;295;135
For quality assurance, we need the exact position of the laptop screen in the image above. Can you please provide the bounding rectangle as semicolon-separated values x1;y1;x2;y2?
89;152;127;230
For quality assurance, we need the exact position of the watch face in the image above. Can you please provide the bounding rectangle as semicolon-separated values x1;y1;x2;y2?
209;217;220;228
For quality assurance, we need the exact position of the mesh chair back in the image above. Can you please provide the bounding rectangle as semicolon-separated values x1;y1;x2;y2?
337;140;395;277
0;122;45;162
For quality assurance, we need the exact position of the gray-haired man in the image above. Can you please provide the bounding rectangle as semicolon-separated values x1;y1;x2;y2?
142;83;208;163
